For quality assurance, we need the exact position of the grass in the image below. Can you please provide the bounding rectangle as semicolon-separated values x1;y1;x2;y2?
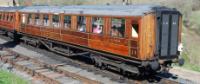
178;19;200;72
189;11;200;35
190;11;200;26
180;51;200;72
0;70;29;84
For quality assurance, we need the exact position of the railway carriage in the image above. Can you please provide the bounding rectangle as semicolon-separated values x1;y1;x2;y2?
0;7;22;38
0;5;184;76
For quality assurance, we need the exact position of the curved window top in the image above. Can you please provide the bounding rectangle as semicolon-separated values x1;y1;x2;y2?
92;17;104;34
111;18;125;38
77;16;86;32
52;15;60;28
64;15;71;29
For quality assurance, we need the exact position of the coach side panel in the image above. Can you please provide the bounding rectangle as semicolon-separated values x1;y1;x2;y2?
138;13;156;60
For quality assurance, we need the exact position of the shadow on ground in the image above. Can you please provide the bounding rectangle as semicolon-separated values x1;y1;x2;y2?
0;40;19;49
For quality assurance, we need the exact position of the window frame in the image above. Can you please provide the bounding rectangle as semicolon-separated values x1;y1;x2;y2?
6;13;10;21
42;13;50;27
52;14;60;28
0;12;2;20
4;13;7;21
34;13;41;26
63;15;71;30
20;13;28;24
27;13;34;25
9;13;14;22
77;16;86;33
91;16;104;35
131;23;139;39
110;17;126;38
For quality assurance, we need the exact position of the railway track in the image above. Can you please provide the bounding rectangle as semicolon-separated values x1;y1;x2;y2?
0;35;189;84
1;48;99;84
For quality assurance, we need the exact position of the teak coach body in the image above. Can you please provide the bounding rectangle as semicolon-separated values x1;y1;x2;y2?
0;5;184;75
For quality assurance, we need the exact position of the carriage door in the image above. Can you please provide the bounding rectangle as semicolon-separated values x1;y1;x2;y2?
20;13;27;32
156;12;180;58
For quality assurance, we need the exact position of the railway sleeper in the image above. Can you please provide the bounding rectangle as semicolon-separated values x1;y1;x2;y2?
1;53;82;84
21;36;40;47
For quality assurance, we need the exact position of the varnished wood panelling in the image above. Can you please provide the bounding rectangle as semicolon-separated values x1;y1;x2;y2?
61;34;88;46
86;16;91;33
0;21;14;30
131;48;138;58
15;11;20;31
88;34;104;41
139;14;156;60
125;18;132;39
61;29;88;38
71;16;77;31
88;39;129;56
109;37;128;46
131;40;138;47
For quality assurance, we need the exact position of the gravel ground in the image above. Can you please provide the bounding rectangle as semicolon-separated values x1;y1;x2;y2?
0;54;45;84
169;67;200;84
0;40;45;84
0;37;125;84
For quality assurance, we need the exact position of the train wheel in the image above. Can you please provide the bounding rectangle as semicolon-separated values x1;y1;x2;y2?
120;69;125;75
99;63;107;70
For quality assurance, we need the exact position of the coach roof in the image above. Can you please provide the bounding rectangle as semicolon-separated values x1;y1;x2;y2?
18;5;161;16
0;6;24;12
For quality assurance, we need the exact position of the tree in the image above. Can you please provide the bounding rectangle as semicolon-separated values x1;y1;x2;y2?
13;0;16;6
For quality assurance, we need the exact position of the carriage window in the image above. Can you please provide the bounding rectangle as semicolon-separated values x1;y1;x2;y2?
52;15;60;28
3;13;6;21
27;14;33;25
21;14;27;24
132;24;139;38
6;14;9;21
10;15;13;22
64;16;71;29
1;13;4;20
4;13;7;21
77;16;86;32
0;13;2;20
43;14;49;26
35;14;40;25
92;17;104;34
111;18;125;38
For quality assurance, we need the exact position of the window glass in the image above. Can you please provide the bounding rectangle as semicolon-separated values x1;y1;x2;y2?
35;14;40;25
111;18;125;38
27;14;33;24
43;14;49;26
6;13;9;21
0;13;2;20
92;17;104;34
77;16;86;32
52;15;60;28
3;13;7;21
64;15;71;29
10;14;13;22
3;13;6;20
1;13;3;20
132;24;139;38
21;14;27;24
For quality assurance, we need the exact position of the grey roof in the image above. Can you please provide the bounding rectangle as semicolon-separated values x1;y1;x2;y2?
0;5;162;16
19;5;160;16
0;6;24;12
